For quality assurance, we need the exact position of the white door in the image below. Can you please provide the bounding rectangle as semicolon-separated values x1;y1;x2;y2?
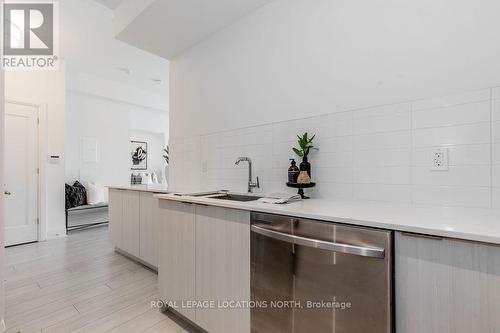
4;102;38;246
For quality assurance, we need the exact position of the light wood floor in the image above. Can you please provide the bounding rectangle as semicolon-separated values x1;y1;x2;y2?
4;226;196;333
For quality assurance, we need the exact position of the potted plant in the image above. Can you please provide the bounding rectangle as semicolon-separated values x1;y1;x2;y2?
292;132;318;178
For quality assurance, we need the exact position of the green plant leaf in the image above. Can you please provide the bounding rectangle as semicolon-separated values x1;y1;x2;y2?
294;132;319;157
299;135;308;149
293;148;304;157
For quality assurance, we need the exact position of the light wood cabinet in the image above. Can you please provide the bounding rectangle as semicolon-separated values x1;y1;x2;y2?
396;232;500;333
158;200;196;322
108;189;162;268
139;192;160;267
121;190;140;256
195;205;251;333
157;201;251;333
108;189;123;248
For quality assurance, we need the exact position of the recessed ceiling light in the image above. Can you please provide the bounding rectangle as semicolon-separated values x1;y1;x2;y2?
151;78;163;84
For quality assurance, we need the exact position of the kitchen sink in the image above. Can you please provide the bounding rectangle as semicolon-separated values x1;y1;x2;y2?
178;191;264;202
208;193;263;202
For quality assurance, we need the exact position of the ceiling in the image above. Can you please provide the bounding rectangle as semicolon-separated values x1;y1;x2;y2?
61;0;169;96
62;0;272;101
93;0;124;10
114;0;274;59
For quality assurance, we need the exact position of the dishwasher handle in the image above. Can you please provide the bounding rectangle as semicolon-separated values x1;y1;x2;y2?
251;225;385;259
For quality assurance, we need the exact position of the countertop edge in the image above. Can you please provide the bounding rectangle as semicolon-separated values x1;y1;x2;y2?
154;193;500;246
108;185;170;194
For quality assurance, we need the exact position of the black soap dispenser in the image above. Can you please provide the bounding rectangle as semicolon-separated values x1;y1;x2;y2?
288;159;300;183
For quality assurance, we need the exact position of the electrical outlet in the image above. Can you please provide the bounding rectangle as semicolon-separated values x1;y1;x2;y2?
202;161;208;173
431;147;449;171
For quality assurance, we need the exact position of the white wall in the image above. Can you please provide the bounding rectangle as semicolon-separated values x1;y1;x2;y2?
65;91;168;191
170;0;500;140
129;107;169;134
5;68;66;239
65;92;130;188
169;0;500;208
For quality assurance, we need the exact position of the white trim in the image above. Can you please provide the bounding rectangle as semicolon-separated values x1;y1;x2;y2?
5;98;48;242
38;104;49;241
0;319;5;332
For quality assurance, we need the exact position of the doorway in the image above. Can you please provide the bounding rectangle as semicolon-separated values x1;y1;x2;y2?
4;101;39;246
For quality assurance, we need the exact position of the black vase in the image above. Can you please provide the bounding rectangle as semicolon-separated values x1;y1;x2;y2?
300;156;311;178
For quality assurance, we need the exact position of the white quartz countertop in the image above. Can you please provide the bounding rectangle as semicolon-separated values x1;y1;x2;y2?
155;193;500;245
108;185;169;194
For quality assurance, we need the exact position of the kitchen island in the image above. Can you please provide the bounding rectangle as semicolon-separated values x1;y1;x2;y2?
153;192;500;333
107;185;168;270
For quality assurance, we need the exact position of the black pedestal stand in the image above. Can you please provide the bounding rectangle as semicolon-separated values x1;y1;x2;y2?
286;182;316;199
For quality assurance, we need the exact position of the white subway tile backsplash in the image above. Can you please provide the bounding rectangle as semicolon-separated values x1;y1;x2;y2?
412;166;491;187
219;126;273;149
353;131;411;151
319;136;353;153
272;117;335;143
493;87;500;100
412;89;490;111
353;166;411;185
493;166;500;187
313;151;353;168
412;101;490;129
273;112;353;142
272;122;299;144
177;85;500;208
353;109;410;135
493;99;500;121
267;180;294;194
353;184;411;203
493;188;500;209
412;123;491;147
315;167;353;183
412;185;491;208
272;154;295;169
412;145;491;166
271;168;289;183
314;182;353;200
493;121;500;143
353;148;411;167
493;144;500;165
320;112;354;137
273;140;296;156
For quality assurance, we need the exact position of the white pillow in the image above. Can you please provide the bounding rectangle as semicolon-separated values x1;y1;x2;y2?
85;182;105;205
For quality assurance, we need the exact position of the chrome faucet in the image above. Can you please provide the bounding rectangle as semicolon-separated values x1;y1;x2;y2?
235;157;260;193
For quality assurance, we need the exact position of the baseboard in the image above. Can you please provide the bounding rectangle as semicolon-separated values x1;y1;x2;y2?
114;248;158;272
46;230;67;240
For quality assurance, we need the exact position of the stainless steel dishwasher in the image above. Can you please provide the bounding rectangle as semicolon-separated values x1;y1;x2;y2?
251;212;393;333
